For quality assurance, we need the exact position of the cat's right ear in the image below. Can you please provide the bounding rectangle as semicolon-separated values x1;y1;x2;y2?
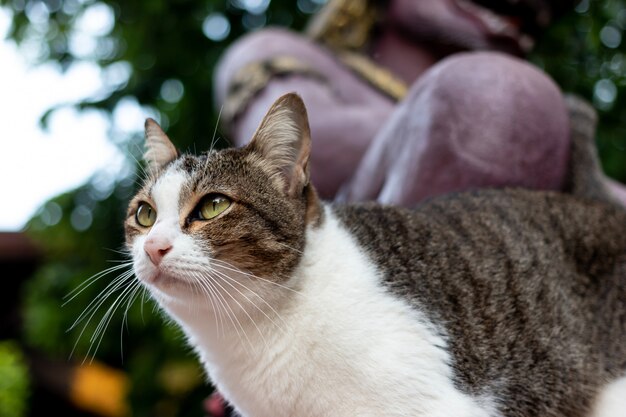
144;118;179;173
248;93;312;197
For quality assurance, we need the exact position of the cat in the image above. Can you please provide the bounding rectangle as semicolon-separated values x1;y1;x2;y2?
126;93;626;417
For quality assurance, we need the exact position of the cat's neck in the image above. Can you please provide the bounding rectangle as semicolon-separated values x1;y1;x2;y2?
161;266;299;363
158;206;488;417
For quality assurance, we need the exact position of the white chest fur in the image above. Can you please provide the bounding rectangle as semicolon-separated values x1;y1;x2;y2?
162;208;495;417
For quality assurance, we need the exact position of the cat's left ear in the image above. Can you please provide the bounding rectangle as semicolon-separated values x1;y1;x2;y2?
144;118;179;173
248;93;311;196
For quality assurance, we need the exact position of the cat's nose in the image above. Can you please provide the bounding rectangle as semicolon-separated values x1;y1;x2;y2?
144;237;172;266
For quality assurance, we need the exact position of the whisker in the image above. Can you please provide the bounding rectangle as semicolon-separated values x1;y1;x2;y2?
192;271;235;338
90;279;138;345
69;270;135;330
122;279;142;333
69;272;135;359
208;106;224;155
127;143;152;183
190;271;222;336
274;240;303;254
198;273;228;338
103;247;132;257
210;259;305;297
140;285;148;324
119;281;143;362
207;266;287;334
69;270;134;331
64;262;133;303
203;271;266;350
198;273;243;341
87;279;142;363
188;277;200;317
197;273;253;351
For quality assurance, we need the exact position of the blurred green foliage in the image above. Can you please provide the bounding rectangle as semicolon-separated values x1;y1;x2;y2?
0;341;30;417
2;1;317;416
1;0;625;416
531;0;626;181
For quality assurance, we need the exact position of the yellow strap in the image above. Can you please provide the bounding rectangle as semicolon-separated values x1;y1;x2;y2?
223;56;326;126
337;51;408;101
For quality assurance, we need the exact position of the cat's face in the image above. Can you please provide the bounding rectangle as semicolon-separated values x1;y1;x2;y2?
126;94;320;305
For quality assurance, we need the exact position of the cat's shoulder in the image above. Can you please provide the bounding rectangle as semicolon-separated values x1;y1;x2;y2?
332;188;626;246
334;187;625;218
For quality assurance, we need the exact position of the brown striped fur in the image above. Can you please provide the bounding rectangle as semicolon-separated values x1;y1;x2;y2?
334;189;626;417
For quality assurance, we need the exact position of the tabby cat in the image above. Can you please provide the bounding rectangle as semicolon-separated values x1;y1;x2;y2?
126;93;626;417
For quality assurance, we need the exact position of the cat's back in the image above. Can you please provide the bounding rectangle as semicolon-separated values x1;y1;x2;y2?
333;188;626;417
335;188;626;263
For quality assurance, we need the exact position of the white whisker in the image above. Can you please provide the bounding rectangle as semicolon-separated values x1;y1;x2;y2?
69;270;135;330
204;270;267;351
190;271;223;337
89;278;139;345
119;281;143;362
194;271;242;341
207;266;287;334
274;240;303;254
64;262;133;304
140;285;149;324
188;277;201;317
210;259;305;297
87;279;142;364
69;271;135;360
103;247;132;257
208;106;224;155
198;272;254;351
68;272;134;359
128;142;153;183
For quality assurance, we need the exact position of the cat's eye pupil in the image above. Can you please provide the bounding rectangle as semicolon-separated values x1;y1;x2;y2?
199;195;231;220
136;202;156;227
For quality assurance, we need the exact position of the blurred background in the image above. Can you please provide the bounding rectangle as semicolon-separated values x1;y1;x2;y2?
0;0;624;416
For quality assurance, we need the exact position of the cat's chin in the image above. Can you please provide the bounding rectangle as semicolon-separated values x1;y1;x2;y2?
143;271;191;292
144;275;214;314
142;273;200;307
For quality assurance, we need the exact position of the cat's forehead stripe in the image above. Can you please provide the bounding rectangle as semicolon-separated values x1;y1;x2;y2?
151;168;188;219
177;154;200;174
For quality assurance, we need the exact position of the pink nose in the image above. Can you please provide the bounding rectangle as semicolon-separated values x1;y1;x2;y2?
144;237;172;266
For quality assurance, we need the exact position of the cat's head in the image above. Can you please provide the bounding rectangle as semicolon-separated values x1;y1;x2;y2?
125;93;321;304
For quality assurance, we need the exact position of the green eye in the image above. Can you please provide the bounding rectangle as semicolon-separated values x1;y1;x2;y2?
136;202;157;227
199;195;231;220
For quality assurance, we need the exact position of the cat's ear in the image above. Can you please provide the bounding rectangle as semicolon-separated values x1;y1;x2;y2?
248;93;311;196
144;118;179;173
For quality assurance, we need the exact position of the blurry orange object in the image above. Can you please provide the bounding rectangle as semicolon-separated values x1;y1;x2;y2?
69;362;130;417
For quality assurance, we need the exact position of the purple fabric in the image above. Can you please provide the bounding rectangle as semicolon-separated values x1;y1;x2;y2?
215;30;572;205
213;0;625;207
337;52;570;205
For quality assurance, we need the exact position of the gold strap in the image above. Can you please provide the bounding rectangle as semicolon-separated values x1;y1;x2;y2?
306;0;377;51
223;0;409;128
306;0;408;100
337;51;408;101
223;56;327;127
